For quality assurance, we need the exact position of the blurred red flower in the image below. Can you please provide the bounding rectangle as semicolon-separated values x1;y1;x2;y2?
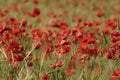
42;74;50;80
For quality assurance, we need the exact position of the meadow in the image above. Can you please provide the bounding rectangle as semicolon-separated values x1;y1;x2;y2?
0;0;120;80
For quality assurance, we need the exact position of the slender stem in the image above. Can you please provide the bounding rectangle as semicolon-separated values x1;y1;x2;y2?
117;18;120;30
23;42;38;60
102;30;107;44
1;47;8;59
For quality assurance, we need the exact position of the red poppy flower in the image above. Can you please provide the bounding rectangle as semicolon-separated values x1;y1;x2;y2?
21;19;27;26
27;62;33;67
56;61;64;67
0;24;5;33
51;63;57;69
97;11;104;17
66;68;74;77
32;8;40;17
32;0;40;4
87;48;99;57
41;74;50;80
111;69;120;80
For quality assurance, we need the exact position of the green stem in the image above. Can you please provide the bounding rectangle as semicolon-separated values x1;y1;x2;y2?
102;30;107;44
117;18;120;30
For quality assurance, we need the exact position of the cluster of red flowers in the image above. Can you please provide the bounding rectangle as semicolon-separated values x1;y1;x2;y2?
51;61;64;69
111;69;120;80
0;0;120;80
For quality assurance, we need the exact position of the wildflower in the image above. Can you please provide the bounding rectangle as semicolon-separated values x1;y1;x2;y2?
21;19;27;26
14;54;24;61
97;11;104;17
32;0;40;4
60;45;71;55
56;61;64;67
66;68;74;77
0;24;5;33
87;48;100;57
27;62;33;67
42;74;50;80
32;8;40;17
51;63;57;69
111;69;120;80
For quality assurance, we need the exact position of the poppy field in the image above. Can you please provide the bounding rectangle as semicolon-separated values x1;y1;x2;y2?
0;0;120;80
